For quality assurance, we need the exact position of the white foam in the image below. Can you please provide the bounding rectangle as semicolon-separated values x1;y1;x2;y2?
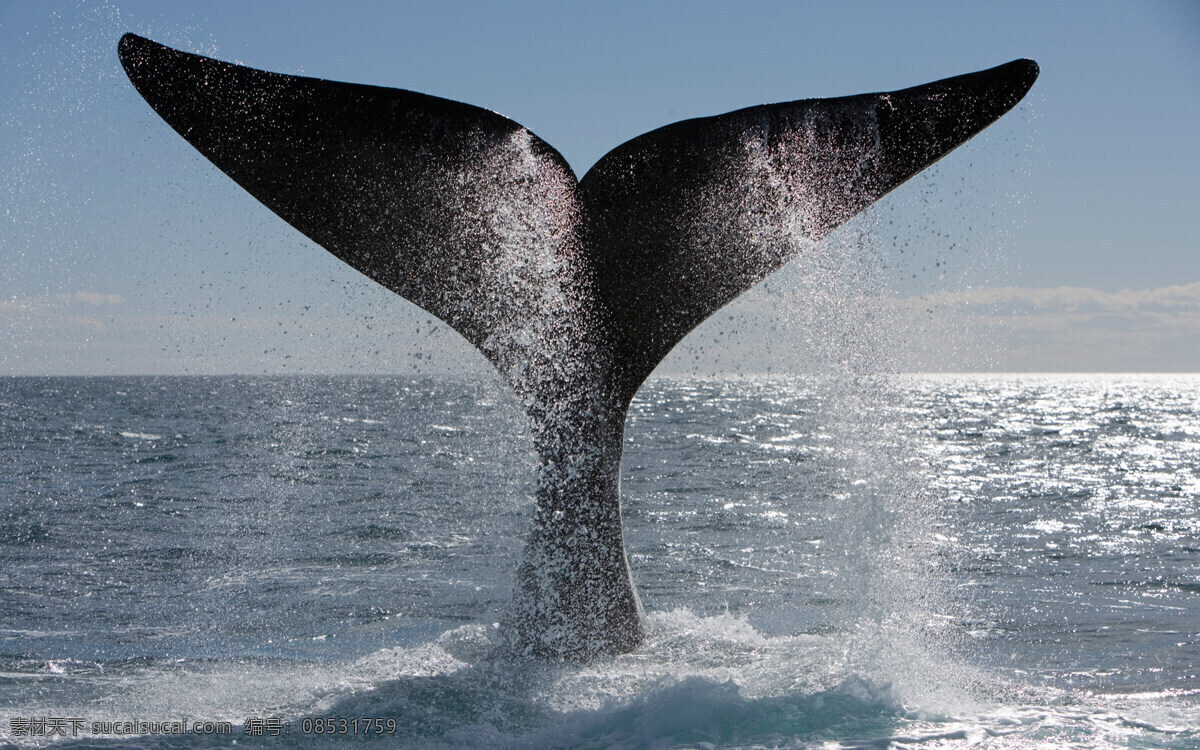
119;431;163;440
3;613;1196;748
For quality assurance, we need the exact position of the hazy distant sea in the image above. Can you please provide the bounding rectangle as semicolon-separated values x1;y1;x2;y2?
2;373;1198;748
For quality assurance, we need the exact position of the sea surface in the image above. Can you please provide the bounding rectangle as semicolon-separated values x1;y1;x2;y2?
1;373;1198;748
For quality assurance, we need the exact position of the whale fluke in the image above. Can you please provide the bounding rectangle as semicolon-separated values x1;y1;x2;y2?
582;59;1038;401
119;33;1036;659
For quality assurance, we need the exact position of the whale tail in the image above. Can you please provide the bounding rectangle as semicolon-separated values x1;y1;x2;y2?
119;33;1036;658
118;33;1036;407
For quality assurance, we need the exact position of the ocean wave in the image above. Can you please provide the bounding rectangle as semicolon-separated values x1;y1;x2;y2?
4;611;1195;748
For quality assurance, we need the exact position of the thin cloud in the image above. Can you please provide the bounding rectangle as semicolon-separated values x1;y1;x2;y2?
3;292;125;337
0;296;44;312
57;292;126;305
672;281;1200;374
892;282;1200;371
901;282;1200;317
2;292;126;311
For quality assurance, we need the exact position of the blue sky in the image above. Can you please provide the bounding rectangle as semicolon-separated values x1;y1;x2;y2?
2;1;1198;374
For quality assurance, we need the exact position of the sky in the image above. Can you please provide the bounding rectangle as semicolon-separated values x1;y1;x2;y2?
1;0;1198;375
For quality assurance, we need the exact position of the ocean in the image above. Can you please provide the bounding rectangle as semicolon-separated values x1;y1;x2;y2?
2;373;1198;748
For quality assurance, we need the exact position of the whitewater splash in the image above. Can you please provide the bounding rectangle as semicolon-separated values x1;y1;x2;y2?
6;610;1195;748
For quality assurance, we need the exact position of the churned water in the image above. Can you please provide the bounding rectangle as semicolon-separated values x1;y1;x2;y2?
1;373;1198;748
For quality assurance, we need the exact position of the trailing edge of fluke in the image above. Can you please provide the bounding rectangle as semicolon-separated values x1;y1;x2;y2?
119;32;1037;659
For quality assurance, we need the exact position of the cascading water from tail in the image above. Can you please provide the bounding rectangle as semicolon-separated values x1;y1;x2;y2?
117;33;1037;660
